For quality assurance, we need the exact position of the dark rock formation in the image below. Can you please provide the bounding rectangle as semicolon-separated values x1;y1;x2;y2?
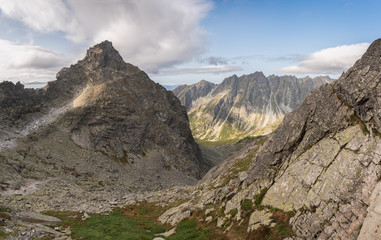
0;41;209;196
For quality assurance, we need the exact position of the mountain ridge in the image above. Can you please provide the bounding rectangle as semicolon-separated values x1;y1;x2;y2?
173;72;332;141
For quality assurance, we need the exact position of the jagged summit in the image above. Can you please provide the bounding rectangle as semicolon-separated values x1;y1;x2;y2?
46;40;143;104
78;40;130;71
172;79;217;111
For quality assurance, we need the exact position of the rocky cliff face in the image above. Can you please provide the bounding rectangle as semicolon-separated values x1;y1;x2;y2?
172;80;217;111
173;73;330;141
0;41;209;200
155;39;381;239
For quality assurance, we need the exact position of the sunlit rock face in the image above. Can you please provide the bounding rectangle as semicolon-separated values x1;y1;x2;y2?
173;73;330;141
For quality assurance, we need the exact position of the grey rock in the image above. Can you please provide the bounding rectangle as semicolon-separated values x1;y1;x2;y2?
247;210;273;232
172;80;216;111
17;211;62;225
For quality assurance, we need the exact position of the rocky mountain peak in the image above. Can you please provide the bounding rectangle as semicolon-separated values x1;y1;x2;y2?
334;38;381;130
78;40;127;71
46;40;143;104
197;79;212;86
362;38;381;58
0;41;209;195
248;71;266;78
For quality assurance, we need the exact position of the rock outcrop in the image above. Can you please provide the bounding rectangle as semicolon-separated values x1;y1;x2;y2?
0;41;209;202
172;80;217;111
156;39;381;239
173;73;331;141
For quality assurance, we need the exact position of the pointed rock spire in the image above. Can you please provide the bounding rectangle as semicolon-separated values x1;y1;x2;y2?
79;40;127;70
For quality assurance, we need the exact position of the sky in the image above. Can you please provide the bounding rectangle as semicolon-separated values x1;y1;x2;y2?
0;0;379;87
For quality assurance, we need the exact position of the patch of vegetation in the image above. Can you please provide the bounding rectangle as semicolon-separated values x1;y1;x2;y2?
219;136;270;187
0;213;10;220
254;188;268;206
44;202;171;240
0;230;8;239
349;114;370;135
229;209;238;218
195;138;238;147
0;206;11;228
235;134;268;148
372;127;381;137
219;124;233;140
241;199;253;212
0;207;10;213
43;197;293;240
168;218;210;240
45;208;167;240
71;209;166;239
236;136;259;144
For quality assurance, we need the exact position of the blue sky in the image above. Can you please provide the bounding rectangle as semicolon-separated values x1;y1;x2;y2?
0;0;379;87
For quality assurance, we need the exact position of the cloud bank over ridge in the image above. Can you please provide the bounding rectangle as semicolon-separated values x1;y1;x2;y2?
280;43;369;75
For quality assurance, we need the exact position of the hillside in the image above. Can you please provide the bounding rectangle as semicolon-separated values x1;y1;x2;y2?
0;41;210;208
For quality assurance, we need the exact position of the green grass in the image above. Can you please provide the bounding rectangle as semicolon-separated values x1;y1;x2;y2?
254;188;268;206
43;201;223;240
71;209;164;240
229;209;238;218
241;199;253;212
44;203;170;240
0;230;7;239
195;138;238;147
43;199;295;240
168;219;210;240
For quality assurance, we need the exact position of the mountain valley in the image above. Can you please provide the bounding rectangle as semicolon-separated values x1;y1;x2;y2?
0;39;380;240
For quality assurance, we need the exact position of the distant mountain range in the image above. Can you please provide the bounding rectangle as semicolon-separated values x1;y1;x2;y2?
173;73;332;141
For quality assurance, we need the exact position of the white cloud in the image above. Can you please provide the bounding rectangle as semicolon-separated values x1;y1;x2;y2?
199;56;228;65
0;39;68;84
0;0;213;73
152;65;242;76
280;43;370;75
